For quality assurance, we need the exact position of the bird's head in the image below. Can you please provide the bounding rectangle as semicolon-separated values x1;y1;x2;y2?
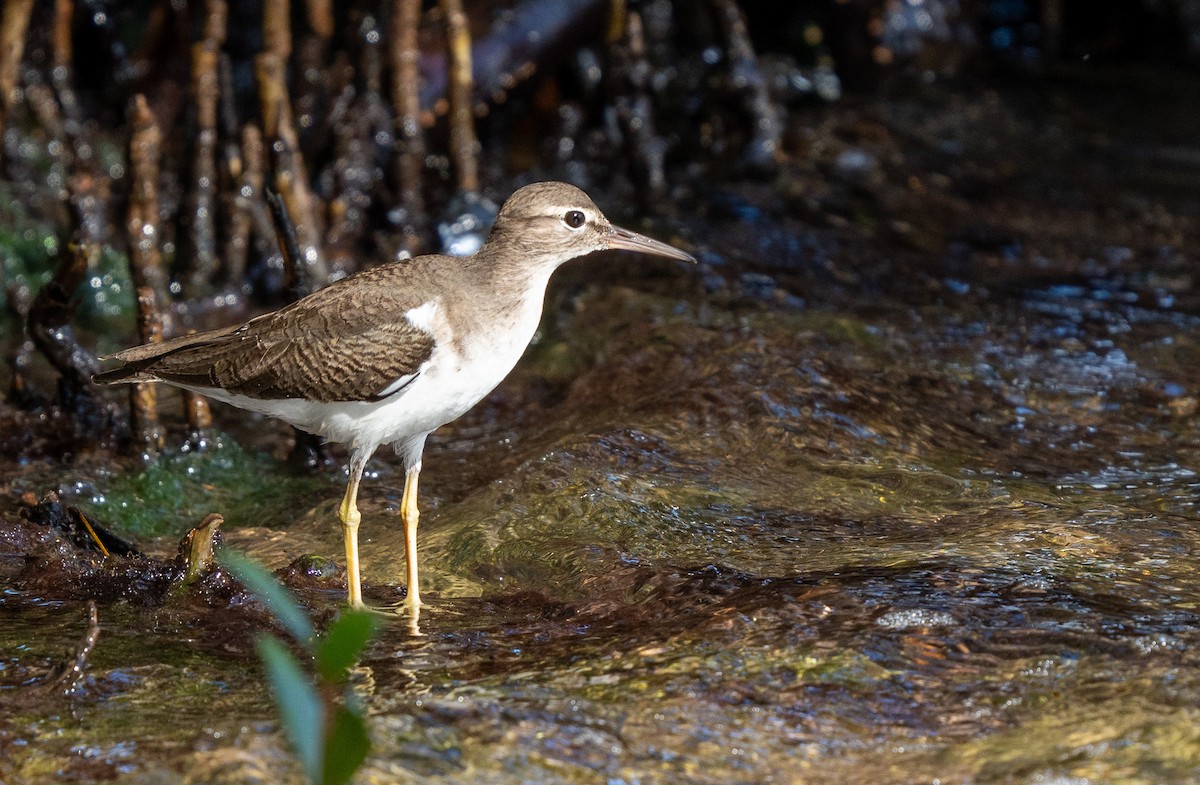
487;181;696;271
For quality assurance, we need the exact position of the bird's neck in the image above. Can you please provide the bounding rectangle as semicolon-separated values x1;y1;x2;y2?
469;232;561;300
445;240;558;357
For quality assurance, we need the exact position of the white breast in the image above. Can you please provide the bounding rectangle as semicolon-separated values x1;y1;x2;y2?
190;288;549;456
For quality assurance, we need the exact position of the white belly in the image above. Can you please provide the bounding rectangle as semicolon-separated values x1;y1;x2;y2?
183;291;545;455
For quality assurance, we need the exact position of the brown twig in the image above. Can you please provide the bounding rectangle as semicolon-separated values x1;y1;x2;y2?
415;0;608;117
123;94;165;439
203;0;227;45
20;57;100;239
21;72;71;176
52;0;72;68
46;601;101;694
126;93;213;448
218;53;241;179
440;0;480;193
264;186;304;301
23;57;103;244
28;244;97;387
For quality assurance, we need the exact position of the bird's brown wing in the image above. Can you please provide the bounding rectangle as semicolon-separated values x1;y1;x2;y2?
95;267;437;403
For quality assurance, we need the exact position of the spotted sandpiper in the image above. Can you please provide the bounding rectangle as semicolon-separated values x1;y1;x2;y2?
94;181;695;617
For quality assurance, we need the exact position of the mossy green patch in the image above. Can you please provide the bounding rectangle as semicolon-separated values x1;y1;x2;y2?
0;226;58;292
89;437;332;539
0;221;136;346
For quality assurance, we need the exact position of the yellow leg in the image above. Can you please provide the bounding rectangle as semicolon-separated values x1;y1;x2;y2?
339;458;367;608
400;462;422;613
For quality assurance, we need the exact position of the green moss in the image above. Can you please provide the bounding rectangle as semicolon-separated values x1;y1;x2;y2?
90;437;332;538
0;226;57;293
0;223;136;345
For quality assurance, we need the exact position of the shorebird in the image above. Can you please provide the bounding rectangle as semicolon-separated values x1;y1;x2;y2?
95;181;695;618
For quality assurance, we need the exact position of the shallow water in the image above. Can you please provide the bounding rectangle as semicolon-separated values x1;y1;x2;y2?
4;73;1200;783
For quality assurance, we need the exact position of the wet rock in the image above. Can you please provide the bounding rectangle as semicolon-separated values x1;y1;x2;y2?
277;554;345;591
19;490;142;557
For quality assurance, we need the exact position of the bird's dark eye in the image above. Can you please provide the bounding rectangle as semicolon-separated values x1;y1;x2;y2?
563;210;586;229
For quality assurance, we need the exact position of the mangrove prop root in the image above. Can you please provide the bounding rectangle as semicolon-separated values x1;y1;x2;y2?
0;0;35;151
236;123;286;290
125;94;172;332
305;0;334;40
184;39;222;297
28;243;117;437
441;0;480;194
256;49;328;292
5;284;38;407
131;286;164;458
183;389;214;443
263;0;291;61
610;11;667;201
710;0;781;171
51;0;72;68
416;0;609;119
49;0;86;166
390;0;428;251
324;16;393;274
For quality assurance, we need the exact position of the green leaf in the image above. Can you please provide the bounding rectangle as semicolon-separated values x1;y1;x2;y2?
322;705;371;785
315;611;380;684
224;550;316;646
256;634;324;784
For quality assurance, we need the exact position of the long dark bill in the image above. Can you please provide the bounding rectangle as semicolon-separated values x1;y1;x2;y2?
608;224;696;264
